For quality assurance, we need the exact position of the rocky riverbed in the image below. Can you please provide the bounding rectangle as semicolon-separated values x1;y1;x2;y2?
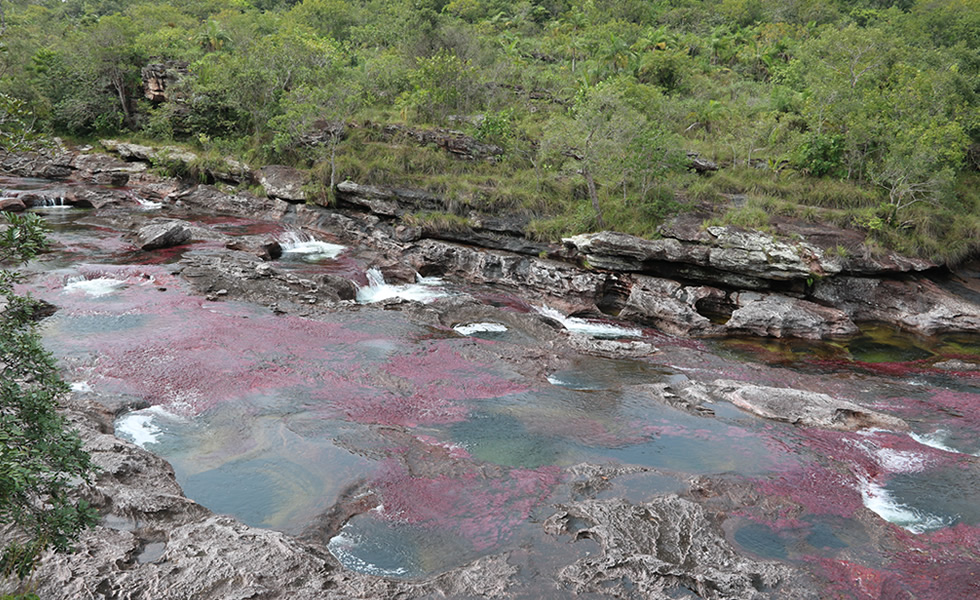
2;144;979;599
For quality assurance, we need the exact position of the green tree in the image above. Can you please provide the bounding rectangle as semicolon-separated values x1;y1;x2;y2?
1;213;97;584
0;93;39;152
269;77;362;193
542;79;680;229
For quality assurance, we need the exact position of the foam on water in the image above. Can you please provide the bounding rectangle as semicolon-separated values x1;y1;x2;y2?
327;530;411;577
545;374;584;390
134;196;162;210
278;231;345;261
859;478;951;534
911;430;980;457
534;305;642;338
356;267;449;304
453;322;508;336
70;381;93;393
63;276;128;297
115;406;183;448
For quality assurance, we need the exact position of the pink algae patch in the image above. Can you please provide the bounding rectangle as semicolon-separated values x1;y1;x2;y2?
815;524;980;600
383;343;528;402
94;309;369;414
372;460;561;551
752;428;956;520
334;391;469;427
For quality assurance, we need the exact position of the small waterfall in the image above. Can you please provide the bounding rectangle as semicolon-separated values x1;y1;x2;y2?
129;191;162;210
453;322;508;336
859;477;952;534
63;274;128;297
533;305;642;338
36;195;70;208
278;231;345;261
356;267;449;304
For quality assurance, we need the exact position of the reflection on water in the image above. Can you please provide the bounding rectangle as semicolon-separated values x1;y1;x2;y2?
718;324;980;369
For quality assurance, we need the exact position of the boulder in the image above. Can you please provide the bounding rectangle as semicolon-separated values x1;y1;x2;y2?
258;165;307;203
0;197;26;212
206;157;251;184
725;292;858;339
136;219;193;250
100;139;156;162
317;273;358;301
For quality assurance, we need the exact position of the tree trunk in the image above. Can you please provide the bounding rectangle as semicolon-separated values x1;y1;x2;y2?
329;136;337;192
110;71;132;129
583;167;605;229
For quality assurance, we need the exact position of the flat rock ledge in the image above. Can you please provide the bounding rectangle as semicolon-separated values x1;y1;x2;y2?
643;380;909;432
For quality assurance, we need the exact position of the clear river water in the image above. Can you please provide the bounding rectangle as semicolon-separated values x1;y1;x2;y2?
8;175;980;597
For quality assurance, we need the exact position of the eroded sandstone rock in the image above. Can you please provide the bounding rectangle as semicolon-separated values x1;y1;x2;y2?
544;497;808;599
726;293;858;339
812;276;980;335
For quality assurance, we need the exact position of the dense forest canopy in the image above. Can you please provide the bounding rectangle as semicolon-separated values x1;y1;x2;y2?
1;0;978;262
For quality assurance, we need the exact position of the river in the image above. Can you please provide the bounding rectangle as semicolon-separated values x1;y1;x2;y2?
7;174;980;598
